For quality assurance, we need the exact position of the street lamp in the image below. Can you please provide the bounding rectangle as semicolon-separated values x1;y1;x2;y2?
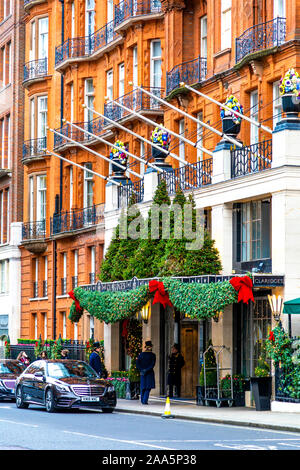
213;311;223;323
140;301;151;324
268;294;283;322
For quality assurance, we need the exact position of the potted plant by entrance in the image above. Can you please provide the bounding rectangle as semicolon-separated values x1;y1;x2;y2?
151;126;171;165
221;374;247;407
110;140;128;177
220;95;243;137
250;357;272;411
279;68;300;119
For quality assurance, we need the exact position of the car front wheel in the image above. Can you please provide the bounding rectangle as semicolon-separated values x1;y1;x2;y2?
45;389;56;413
16;386;29;409
101;408;114;413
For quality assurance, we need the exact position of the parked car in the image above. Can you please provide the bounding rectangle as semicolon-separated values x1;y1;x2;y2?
0;360;26;401
15;359;116;413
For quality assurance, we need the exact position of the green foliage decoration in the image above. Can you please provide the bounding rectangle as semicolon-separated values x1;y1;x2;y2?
4;338;10;359
199;341;217;386
69;277;239;324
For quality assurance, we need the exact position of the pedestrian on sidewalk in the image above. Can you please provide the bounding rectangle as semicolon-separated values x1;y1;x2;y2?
61;349;70;359
89;342;103;377
17;351;30;367
136;340;156;405
167;344;185;398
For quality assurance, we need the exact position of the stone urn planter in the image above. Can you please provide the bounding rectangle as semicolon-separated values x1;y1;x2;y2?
151;127;171;169
110;140;128;177
221;116;241;137
281;93;300;119
279;69;300;120
220;94;243;137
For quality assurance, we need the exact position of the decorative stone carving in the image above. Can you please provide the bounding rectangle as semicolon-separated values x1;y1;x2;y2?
161;0;186;13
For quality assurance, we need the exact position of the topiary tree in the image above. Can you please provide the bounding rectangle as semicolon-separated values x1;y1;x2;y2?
99;224;121;282
199;340;217;387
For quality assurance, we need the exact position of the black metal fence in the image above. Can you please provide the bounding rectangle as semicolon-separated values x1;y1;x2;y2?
275;365;300;404
231;139;272;178
8;340;88;363
158;158;213;195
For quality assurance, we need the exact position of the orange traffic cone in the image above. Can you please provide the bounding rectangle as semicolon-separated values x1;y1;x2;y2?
161;396;174;419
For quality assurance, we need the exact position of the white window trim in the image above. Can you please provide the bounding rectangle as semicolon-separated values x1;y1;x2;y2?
221;0;231;50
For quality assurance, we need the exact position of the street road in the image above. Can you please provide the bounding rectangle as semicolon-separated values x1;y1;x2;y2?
0;402;300;451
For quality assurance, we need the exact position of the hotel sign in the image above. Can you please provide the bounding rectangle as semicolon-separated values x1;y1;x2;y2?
81;274;284;292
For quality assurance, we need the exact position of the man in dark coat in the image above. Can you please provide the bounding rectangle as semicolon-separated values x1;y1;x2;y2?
167;344;185;398
136;340;156;405
89;342;103;376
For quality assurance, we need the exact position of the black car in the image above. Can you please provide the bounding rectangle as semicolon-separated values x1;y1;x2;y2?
0;360;25;401
15;359;116;413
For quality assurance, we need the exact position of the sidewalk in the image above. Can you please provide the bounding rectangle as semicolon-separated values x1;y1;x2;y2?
115;397;300;433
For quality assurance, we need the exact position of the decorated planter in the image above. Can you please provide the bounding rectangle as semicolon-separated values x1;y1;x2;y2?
279;69;300;119
110;140;128;177
250;376;272;411
220;95;243;137
151;127;171;166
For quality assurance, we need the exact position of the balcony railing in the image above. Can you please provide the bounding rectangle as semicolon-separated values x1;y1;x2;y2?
22;220;46;241
72;276;78;289
55;20;120;68
23;137;47;161
114;0;162;28
235;17;286;63
24;58;48;83
43;280;48;297
231;139;272;178
89;272;96;284
118;178;144;208
53;118;106;149
166;57;207;95
104;87;163;124
50;203;105;236
61;277;67;295
158;159;213;195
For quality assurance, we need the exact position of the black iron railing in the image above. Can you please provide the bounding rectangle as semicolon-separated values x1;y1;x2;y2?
104;87;163;124
23;137;47;160
43;280;48;297
235;17;286;63
61;277;67;295
33;281;38;298
114;0;161;28
50;203;105;235
72;276;78;289
55;20;120;68
158;159;213;195
24;58;48;82
89;272;96;284
231;139;272;178
118;179;144;207
53;118;105;148
166;57;207;95
22;220;46;240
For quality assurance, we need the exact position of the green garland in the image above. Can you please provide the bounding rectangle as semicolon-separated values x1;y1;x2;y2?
69;277;239;324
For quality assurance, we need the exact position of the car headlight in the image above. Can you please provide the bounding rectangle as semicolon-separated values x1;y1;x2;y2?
106;385;115;393
55;383;70;393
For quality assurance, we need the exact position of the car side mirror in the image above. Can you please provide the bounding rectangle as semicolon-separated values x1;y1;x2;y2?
34;371;45;380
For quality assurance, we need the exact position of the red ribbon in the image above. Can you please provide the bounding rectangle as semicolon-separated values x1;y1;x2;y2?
68;290;83;314
149;280;173;308
121;319;129;338
269;331;275;342
229;276;254;304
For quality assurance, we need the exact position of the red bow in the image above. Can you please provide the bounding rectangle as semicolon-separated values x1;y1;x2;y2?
149;280;173;308
68;290;83;313
121;319;129;338
269;331;275;342
229;276;254;304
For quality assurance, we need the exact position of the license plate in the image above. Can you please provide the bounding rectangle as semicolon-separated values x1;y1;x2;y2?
81;396;100;402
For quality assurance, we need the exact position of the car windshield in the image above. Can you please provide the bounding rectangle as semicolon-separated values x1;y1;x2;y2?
47;362;98;379
0;362;23;375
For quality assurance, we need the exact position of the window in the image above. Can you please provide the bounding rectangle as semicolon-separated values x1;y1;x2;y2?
89;315;94;339
72;249;78;288
89;246;96;283
234;200;271;264
119;63;124;97
197;112;203;162
38;18;48;60
33;313;38;340
43;256;48;297
7;42;11;84
0;260;8;294
273;0;285;17
36;175;46;221
37;96;48;139
150;40;162;89
273;81;282;128
42;313;47;340
221;0;231;50
69;166;73;210
84;79;94;123
140;140;145;175
6;114;10;168
107;0;114;22
85;0;95;36
29;176;34;222
250;90;259;145
179;119;185;167
84;163;93;208
61;253;67;295
62;312;67;338
70;83;74;123
133;46;138;88
0;114;10;168
0;46;5;87
71;2;75;38
0;188;9;244
106;69;113;101
200;16;207;58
